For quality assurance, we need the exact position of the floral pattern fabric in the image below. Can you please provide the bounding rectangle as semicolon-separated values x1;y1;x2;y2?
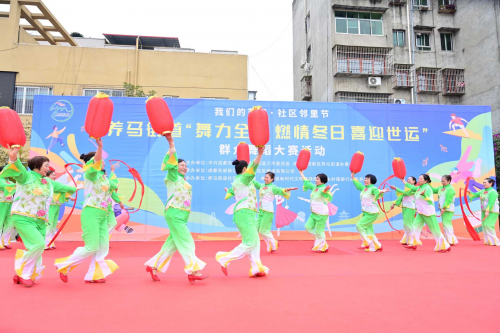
0;178;16;203
82;158;112;211
162;151;192;212
303;180;332;216
224;162;259;212
252;181;290;213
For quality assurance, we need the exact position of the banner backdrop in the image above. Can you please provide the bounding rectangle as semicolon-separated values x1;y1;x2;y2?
29;96;495;241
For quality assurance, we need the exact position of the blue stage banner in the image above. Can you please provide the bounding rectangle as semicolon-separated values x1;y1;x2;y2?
30;96;494;241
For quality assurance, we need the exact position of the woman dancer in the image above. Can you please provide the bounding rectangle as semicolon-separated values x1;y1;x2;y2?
55;138;119;283
145;134;207;283
1;146;75;287
351;172;389;252
431;175;458;245
251;172;297;253
389;176;418;245
45;168;76;250
298;170;332;253
216;147;269;277
0;166;16;250
404;174;451;252
468;178;500;246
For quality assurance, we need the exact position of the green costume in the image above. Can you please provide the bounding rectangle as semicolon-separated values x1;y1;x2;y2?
216;161;269;276
0;178;16;248
303;179;332;252
107;172;122;236
352;178;384;252
431;184;458;245
145;151;205;275
55;158;118;281
469;188;500;246
0;158;75;281
45;184;76;249
394;183;417;244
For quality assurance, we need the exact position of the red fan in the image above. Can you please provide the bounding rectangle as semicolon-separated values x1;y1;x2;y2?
296;149;311;171
392;157;407;179
248;106;269;147
146;96;174;135
85;93;114;139
0;107;26;148
349;151;364;174
237;142;250;163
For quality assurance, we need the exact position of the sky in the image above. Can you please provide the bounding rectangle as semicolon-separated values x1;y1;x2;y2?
38;0;294;101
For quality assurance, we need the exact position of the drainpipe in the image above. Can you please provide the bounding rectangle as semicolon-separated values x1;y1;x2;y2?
407;2;416;104
135;36;139;86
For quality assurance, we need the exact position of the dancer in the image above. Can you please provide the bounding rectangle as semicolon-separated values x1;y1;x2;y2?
351;172;389;252
298;184;339;237
468;178;500;246
45;125;66;154
431;175;458;245
389;176;418;245
0;166;16;250
55;138;119;283
144;133;207;283
1;146;75;287
216;147;269;277
251;172;297;253
299;170;332;253
45;168;76;250
404;174;451;252
107;163;124;236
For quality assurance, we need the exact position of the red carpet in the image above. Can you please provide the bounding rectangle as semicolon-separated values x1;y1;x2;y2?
1;240;499;332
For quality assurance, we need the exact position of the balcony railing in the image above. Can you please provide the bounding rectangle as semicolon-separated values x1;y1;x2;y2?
301;75;312;101
438;1;456;14
416;67;440;94
393;64;414;89
332;45;393;77
441;69;465;95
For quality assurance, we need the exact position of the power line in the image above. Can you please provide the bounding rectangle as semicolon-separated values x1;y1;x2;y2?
249;61;275;99
249;18;292;58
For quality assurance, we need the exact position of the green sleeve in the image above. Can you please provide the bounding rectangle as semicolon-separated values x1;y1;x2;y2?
405;183;418;191
225;187;235;200
271;185;290;199
111;191;122;203
395;193;404;207
487;190;498;212
83;158;103;182
252;179;263;190
395;187;404;195
51;180;76;195
443;187;455;209
468;190;482;200
161;151;179;183
0;158;29;184
109;172;119;191
240;161;259;186
371;187;383;200
302;179;315;192
352;179;365;191
424;187;434;205
430;185;440;194
321;187;333;202
0;178;5;191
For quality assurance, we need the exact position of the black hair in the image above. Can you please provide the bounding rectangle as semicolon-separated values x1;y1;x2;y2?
421;174;431;184
102;169;107;176
80;152;96;163
316;173;328;184
0;166;4;173
485;178;496;186
46;170;55;177
266;171;275;182
365;174;377;185
28;156;50;171
178;158;185;164
408;176;417;185
232;159;248;175
442;174;452;182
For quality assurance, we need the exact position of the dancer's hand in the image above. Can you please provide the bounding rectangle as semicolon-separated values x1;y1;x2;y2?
325;185;331;192
96;138;103;148
119;202;125;210
485;211;490;218
389;185;397;190
7;145;20;162
381;188;390;193
224;187;228;192
441;208;445;215
111;163;120;172
76;183;84;190
257;146;265;156
351;172;355;179
390;204;395;210
286;187;299;191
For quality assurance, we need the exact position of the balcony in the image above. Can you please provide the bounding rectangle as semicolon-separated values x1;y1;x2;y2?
332;45;393;77
301;75;312;101
416;67;440;94
441;69;465;95
393;64;414;89
389;0;407;5
438;1;457;14
336;92;393;104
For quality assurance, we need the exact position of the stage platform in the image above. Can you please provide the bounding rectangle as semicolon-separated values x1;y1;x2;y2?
1;240;498;332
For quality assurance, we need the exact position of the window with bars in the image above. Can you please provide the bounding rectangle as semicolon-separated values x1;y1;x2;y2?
14;86;53;114
333;46;393;76
442;69;465;95
416;68;440;93
83;89;124;97
335;11;383;36
440;33;453;51
416;33;431;51
336;92;392;104
393;64;414;88
393;30;405;47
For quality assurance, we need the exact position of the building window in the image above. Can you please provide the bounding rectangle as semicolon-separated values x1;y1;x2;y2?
335;11;383;36
393;64;414;88
415;33;431;51
413;0;429;7
440;33;453;51
416;67;440;93
333;45;393;76
305;14;310;33
393;30;405;46
14;86;53;114
83;89;124;97
336;92;392;104
442;69;465;95
438;0;454;5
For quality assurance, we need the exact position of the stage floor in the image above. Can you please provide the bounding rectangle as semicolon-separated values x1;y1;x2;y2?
1;240;498;332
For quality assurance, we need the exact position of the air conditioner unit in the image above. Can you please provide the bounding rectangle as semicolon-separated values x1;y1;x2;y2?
304;63;312;72
368;77;381;87
394;99;406;104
